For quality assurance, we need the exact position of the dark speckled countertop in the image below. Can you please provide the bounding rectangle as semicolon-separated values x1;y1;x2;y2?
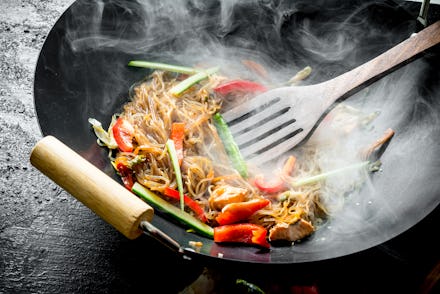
0;1;203;293
1;1;440;293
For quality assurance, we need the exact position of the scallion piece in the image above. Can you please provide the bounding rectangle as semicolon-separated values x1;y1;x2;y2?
169;67;219;96
127;60;200;75
213;113;248;178
291;161;370;187
166;139;185;211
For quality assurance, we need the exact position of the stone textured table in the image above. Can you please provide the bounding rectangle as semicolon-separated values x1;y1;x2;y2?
0;1;205;292
1;1;439;293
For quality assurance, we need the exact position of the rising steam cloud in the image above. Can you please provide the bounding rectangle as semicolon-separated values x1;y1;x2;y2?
60;0;440;257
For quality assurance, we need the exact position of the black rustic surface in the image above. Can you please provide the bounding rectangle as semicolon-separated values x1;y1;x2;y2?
1;1;439;293
0;1;200;293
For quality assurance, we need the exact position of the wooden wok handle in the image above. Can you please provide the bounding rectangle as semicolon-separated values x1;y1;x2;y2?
30;135;154;239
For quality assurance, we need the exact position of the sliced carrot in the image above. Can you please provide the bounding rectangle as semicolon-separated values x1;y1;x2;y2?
282;155;296;175
170;122;185;166
241;59;269;79
362;128;395;159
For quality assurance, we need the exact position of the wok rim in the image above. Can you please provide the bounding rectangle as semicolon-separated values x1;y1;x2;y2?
32;0;440;265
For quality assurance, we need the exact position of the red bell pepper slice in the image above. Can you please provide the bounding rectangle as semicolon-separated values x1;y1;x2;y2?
164;187;207;222
215;198;270;225
253;177;285;194
170;122;185;166
214;223;270;248
112;117;135;152
115;161;134;190
213;80;267;96
254;156;296;194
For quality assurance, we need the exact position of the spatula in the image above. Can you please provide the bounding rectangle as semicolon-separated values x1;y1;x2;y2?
222;20;440;164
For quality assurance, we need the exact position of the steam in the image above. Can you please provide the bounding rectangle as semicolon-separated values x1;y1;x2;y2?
61;0;440;255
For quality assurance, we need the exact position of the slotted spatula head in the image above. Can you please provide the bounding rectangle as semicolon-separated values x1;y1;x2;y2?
221;20;440;165
222;85;328;164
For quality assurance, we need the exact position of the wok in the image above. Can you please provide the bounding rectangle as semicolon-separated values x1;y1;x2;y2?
33;0;440;265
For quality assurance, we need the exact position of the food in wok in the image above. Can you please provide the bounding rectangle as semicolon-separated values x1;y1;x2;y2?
89;61;390;248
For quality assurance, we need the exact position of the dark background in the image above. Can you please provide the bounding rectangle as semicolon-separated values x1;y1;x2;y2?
1;0;439;293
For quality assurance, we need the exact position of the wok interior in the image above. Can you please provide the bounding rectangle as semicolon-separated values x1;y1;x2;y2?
34;0;440;263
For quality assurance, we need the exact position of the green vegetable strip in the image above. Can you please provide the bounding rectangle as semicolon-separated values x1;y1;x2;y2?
291;161;370;187
132;182;214;238
166;139;185;211
169;67;219;96
236;279;265;294
213;113;248;178
127;60;200;75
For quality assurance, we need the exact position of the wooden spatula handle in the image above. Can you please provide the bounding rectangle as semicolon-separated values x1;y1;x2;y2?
30;135;154;239
328;20;440;101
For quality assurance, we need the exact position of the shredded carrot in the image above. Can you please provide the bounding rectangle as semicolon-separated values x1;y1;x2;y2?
241;59;269;79
133;145;163;155
282;155;296;176
362;128;395;159
171;122;185;165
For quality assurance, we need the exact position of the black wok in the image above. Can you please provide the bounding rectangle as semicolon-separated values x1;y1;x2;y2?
33;0;440;265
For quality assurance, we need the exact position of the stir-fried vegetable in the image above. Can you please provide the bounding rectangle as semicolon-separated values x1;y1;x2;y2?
361;128;395;159
90;59;391;249
170;122;185;166
132;182;214;238
254;155;296;193
128;60;201;74
169;67;219;96
213;113;248;178
214;223;270;248
213;79;267;95
287;66;312;85
112;117;135;152
241;59;269;80
164;187;207;222
290;161;371;187
114;157;134;190
88;117;118;149
166;139;185;211
236;279;265;294
216;198;270;225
